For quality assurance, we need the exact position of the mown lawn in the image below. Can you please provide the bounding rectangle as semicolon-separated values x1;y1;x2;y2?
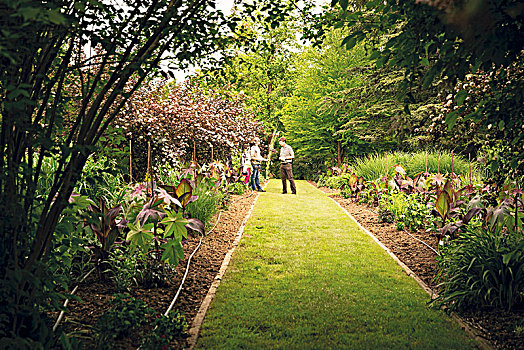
196;180;475;349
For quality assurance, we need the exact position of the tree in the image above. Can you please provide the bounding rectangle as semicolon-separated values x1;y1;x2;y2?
116;79;264;178
0;0;234;344
318;0;523;182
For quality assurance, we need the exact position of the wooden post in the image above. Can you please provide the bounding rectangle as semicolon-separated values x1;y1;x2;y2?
451;150;454;174
193;140;196;162
468;153;472;185
147;141;152;197
129;139;133;183
425;149;428;174
437;149;440;174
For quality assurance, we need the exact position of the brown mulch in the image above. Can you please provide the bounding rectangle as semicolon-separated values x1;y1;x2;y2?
55;190;259;349
312;182;523;350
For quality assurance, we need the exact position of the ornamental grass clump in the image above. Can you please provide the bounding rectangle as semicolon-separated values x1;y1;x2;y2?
434;219;524;311
352;151;478;181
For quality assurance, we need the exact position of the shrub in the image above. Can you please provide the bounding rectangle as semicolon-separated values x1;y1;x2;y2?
228;181;247;195
401;194;434;232
379;191;410;221
324;174;350;190
95;293;153;349
434;223;524;311
141;310;188;350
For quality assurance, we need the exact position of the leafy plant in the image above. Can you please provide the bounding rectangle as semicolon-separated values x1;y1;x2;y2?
141;311;188;350
379;191;410;222
378;208;395;223
107;248;141;292
94;294;153;349
434;223;524;311
159;210;188;265
401;194;434;232
85;198;126;261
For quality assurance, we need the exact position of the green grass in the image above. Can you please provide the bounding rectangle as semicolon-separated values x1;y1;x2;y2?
352;151;480;181
195;180;476;349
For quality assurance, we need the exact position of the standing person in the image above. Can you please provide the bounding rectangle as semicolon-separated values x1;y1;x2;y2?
278;137;296;194
250;137;267;192
240;147;251;186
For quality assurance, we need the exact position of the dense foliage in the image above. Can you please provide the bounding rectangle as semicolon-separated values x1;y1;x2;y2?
116;79;264;178
0;0;243;346
319;152;524;311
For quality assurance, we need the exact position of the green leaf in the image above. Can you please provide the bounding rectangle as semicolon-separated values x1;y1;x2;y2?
18;7;40;20
421;57;429;66
445;111;459;130
161;239;184;266
455;90;467;106
345;37;357;50
176;179;193;208
339;0;348;11
160;210;188;240
126;222;153;253
435;191;450;221
47;9;66;25
376;54;389;68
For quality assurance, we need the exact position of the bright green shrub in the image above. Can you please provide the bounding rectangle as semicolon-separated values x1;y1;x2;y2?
379;191;410;221
324;174;350;189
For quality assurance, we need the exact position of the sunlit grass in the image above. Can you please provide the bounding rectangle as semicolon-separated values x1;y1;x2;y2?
352;150;481;181
195;180;476;349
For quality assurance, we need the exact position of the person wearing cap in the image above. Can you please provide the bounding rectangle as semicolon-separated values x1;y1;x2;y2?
278;137;296;194
249;137;267;192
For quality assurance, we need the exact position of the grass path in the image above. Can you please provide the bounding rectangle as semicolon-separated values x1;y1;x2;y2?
195;180;475;349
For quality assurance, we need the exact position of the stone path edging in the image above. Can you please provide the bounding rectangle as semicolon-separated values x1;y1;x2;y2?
186;191;260;350
326;194;493;350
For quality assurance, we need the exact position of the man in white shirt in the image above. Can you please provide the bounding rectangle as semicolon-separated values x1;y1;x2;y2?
250;138;267;192
278;137;296;194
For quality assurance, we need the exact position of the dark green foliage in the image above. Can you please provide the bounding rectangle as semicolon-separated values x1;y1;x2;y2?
435;224;524;311
94;294;153;349
378;208;394;223
0;265;56;349
141;310;188;350
1;0;231;342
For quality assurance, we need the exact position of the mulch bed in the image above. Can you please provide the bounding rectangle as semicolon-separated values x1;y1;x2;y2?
54;190;259;349
310;182;523;350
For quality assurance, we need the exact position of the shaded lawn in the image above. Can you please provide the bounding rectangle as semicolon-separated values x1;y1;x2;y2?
196;180;475;349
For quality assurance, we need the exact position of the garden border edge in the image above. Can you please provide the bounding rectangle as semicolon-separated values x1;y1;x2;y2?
185;190;261;349
326;194;494;350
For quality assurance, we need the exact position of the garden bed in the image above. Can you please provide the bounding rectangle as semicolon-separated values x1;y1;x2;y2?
55;190;258;349
311;182;523;350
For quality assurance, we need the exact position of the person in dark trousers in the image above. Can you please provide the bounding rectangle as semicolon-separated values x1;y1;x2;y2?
278;137;296;194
